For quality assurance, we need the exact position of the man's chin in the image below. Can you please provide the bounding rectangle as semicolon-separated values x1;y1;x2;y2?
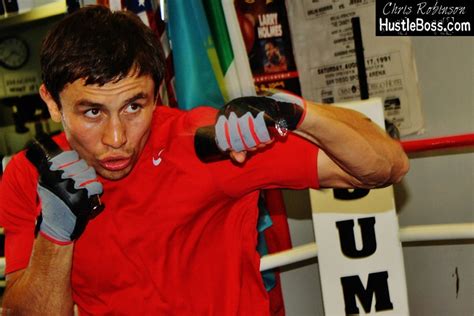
97;165;133;181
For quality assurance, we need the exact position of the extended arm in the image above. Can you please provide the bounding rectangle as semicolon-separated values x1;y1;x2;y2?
205;93;409;188
2;138;103;314
294;102;409;188
3;237;74;315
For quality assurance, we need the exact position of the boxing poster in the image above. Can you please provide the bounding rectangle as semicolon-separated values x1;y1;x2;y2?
285;0;424;136
234;0;301;95
310;98;409;315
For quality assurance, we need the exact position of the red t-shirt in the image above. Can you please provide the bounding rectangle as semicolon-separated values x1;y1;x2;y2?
0;106;319;315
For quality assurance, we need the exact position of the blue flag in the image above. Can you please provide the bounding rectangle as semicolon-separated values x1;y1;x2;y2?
166;0;277;293
167;0;226;109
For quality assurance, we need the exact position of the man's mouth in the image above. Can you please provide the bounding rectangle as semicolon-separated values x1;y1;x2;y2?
99;156;132;171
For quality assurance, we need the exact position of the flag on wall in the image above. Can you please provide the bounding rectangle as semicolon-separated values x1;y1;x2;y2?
221;0;256;96
124;0;155;29
263;189;293;316
153;4;178;108
167;0;227;109
165;2;293;314
202;0;242;101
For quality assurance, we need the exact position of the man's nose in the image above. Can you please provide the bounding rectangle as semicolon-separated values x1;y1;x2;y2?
102;117;126;149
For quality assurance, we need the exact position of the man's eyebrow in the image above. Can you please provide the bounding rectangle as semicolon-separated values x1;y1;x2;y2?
75;100;104;108
123;93;148;105
74;93;148;108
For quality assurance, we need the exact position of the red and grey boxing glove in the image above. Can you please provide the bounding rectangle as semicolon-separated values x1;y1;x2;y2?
26;137;104;245
194;90;307;162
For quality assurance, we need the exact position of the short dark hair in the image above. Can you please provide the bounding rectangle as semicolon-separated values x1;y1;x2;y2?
41;6;165;104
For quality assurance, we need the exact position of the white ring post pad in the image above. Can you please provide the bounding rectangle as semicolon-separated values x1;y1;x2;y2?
309;98;409;315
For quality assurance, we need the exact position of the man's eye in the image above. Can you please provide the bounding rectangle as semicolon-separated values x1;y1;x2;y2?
84;108;101;118
125;103;141;114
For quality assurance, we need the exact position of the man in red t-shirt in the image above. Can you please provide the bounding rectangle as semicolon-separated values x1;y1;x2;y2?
0;6;409;315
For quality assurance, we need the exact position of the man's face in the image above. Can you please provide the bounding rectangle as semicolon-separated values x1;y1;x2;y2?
265;43;280;64
42;74;156;180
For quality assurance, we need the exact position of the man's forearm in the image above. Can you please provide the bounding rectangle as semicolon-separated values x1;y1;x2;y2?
295;102;409;188
2;235;74;315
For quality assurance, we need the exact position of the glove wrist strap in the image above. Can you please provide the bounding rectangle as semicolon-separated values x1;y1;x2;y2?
39;231;73;246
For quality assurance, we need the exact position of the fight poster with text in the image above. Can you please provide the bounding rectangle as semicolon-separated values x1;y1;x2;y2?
286;0;424;136
234;0;301;95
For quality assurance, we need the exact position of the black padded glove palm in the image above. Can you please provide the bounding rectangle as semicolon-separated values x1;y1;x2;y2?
26;137;104;244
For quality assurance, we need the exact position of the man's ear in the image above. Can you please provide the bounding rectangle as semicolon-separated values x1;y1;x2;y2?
39;84;62;123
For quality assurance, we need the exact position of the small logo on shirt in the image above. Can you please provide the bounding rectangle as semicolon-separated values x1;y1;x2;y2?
152;149;164;166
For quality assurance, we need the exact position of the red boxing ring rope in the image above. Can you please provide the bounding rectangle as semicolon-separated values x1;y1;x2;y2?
400;133;474;153
260;132;474;271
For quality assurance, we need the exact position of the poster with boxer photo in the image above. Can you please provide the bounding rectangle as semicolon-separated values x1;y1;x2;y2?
234;0;301;95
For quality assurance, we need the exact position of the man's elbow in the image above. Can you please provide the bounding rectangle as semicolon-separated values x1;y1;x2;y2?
355;153;409;188
375;143;411;186
377;152;410;187
349;164;392;189
375;153;410;187
390;153;410;184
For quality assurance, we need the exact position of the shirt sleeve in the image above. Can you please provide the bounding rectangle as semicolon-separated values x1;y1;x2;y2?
0;151;39;274
184;105;319;197
208;132;319;198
